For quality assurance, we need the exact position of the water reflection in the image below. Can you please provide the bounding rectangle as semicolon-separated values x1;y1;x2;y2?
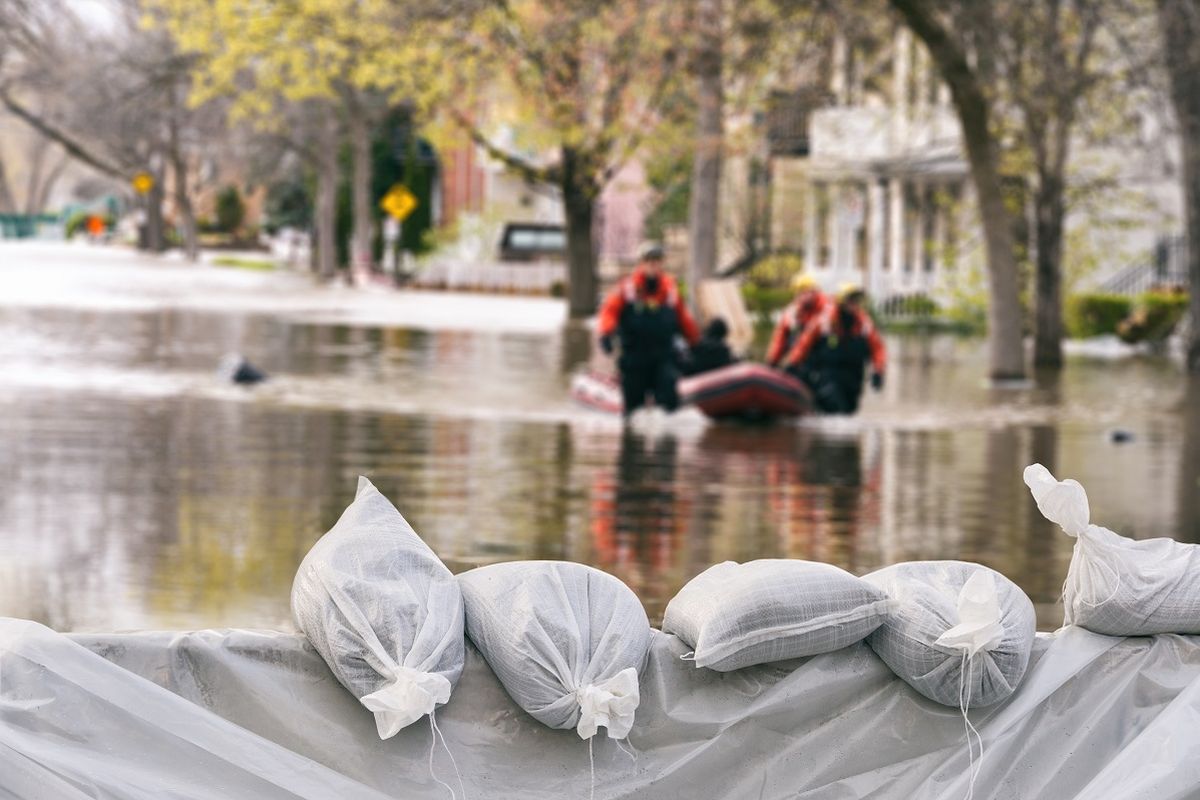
1180;376;1200;544
589;430;681;623
1;300;1198;633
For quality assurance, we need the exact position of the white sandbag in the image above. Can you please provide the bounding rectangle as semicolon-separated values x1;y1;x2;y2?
1025;463;1200;635
291;476;464;739
864;561;1036;707
458;561;650;739
662;559;893;671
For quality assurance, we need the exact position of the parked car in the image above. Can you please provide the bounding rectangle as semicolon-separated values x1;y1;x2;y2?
498;223;566;262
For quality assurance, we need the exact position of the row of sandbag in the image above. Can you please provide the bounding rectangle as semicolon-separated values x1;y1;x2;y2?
290;465;1200;744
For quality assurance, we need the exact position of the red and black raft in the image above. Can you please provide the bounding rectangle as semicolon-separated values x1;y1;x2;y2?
679;362;813;420
570;363;813;421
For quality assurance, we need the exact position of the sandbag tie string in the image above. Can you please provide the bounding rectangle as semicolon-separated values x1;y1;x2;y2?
575;668;640;740
361;666;452;739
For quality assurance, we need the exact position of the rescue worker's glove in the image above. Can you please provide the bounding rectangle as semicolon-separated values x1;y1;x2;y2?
599;335;615;355
871;371;885;391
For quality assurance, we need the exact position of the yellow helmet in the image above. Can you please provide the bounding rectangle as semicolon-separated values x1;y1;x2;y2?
838;281;865;302
791;272;819;292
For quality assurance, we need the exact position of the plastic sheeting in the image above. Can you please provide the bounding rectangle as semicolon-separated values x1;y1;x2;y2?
4;618;1200;799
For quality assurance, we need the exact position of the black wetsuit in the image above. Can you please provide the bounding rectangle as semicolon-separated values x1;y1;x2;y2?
796;310;872;414
683;337;735;376
618;299;683;414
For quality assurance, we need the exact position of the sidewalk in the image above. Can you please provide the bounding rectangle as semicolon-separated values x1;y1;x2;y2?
0;241;568;334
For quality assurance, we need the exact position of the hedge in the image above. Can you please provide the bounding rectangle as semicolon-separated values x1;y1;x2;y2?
1065;293;1133;338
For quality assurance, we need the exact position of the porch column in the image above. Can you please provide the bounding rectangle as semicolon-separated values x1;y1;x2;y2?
828;182;843;271
805;179;820;271
888;177;905;278
868;178;886;298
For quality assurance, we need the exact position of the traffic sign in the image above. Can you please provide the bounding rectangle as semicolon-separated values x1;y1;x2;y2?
131;172;155;195
380;184;418;221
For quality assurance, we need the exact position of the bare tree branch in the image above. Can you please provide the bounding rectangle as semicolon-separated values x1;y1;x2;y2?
0;90;127;179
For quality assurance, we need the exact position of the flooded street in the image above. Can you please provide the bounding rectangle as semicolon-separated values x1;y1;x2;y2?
2;243;1198;632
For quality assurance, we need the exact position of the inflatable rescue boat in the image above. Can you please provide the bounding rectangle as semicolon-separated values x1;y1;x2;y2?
680;362;812;420
570;363;813;420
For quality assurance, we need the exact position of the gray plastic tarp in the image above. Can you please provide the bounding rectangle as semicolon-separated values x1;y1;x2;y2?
3;618;1200;799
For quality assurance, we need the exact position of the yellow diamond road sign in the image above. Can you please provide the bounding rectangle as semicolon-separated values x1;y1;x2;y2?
131;172;155;195
380;185;417;221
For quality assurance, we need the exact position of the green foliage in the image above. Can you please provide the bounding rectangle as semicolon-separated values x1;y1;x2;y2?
738;253;804;324
264;176;313;234
745;253;804;289
1117;290;1190;344
211;256;275;271
643;152;691;241
64;211;113;238
741;284;793;322
215;185;246;233
1066;293;1134;338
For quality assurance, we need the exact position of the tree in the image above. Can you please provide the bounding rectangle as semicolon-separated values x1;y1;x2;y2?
687;0;724;300
1155;0;1200;372
443;0;685;318
991;2;1107;368
158;0;458;278
1;0;219;257
889;0;1027;380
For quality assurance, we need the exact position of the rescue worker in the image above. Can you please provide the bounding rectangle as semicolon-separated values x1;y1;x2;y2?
682;317;737;376
765;273;829;368
783;282;885;414
597;243;700;415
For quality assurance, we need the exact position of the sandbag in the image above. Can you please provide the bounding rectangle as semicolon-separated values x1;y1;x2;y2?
1025;463;1200;635
662;559;893;671
864;561;1036;708
291;476;464;739
458;561;650;739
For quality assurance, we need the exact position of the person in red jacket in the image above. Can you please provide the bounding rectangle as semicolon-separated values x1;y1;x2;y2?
784;283;886;414
597;244;700;415
765;272;829;367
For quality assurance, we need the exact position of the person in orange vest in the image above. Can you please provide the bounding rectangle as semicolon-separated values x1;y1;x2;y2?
784;282;886;414
597;243;700;415
85;214;106;240
766;272;829;368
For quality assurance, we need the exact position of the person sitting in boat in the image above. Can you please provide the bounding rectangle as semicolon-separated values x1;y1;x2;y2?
783;282;886;414
597;243;700;415
765;272;828;368
682;317;737;376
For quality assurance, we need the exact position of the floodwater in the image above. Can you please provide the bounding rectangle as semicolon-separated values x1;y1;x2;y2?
2;243;1198;632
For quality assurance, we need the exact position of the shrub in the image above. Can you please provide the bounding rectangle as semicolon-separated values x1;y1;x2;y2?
65;211;113;238
745;253;804;289
741;284;793;322
1117;289;1189;343
1065;293;1133;338
215;185;246;234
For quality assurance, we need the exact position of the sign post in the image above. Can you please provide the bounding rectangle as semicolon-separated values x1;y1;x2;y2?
379;185;418;283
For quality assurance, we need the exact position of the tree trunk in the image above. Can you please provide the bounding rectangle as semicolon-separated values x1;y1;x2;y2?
144;178;166;252
687;0;724;311
349;111;375;275
171;150;198;262
890;0;1026;380
23;137;49;215
168;86;198;262
0;159;17;213
1157;0;1200;373
561;146;598;318
30;153;68;215
315;132;339;280
1032;175;1065;367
